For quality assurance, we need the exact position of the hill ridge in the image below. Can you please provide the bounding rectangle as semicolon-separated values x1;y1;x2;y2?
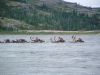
0;0;100;31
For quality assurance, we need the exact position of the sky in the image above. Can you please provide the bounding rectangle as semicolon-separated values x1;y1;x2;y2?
63;0;100;7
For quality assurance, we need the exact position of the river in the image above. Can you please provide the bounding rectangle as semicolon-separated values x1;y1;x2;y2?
0;34;100;75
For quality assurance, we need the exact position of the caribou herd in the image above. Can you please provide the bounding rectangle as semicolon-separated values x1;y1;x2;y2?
0;35;84;43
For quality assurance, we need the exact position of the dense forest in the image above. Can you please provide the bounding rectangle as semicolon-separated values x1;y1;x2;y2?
0;0;100;31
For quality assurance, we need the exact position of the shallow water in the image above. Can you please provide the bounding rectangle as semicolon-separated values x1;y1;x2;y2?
0;34;100;75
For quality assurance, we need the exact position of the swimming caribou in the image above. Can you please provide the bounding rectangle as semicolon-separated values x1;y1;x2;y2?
0;36;84;43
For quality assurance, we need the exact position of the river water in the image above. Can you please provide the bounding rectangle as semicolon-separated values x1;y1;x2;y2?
0;34;100;75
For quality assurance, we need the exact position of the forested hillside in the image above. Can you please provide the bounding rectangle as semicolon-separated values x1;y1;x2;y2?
0;0;100;31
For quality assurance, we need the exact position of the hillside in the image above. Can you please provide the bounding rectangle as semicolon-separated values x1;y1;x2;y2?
0;0;100;31
0;17;34;31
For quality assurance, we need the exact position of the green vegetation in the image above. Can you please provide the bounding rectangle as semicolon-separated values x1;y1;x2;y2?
0;17;34;31
0;0;100;31
0;30;100;35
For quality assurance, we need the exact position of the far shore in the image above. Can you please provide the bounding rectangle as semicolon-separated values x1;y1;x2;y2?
0;30;100;35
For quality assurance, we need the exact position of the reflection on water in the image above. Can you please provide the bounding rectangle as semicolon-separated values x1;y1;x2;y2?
0;35;100;75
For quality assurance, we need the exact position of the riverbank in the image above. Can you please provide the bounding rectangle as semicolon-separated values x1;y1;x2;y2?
0;30;100;35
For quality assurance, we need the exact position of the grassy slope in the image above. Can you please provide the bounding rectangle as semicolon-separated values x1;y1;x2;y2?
0;17;34;30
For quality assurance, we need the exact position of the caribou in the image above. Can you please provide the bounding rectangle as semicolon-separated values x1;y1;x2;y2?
50;36;65;43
